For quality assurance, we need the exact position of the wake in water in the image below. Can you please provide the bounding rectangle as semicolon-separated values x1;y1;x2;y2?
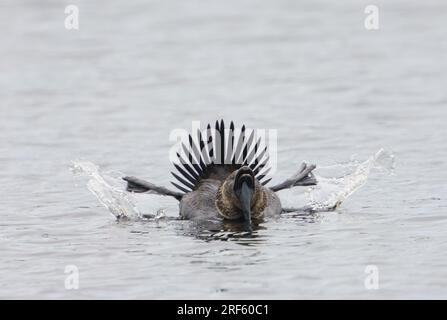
70;149;394;220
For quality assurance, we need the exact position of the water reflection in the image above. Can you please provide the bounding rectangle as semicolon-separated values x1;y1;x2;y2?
136;208;322;244
281;211;320;224
136;209;319;245
174;218;266;244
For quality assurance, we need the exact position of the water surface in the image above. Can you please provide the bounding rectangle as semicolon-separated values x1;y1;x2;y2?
1;0;447;299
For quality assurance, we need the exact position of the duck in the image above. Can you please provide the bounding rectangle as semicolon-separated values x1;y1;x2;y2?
123;120;320;226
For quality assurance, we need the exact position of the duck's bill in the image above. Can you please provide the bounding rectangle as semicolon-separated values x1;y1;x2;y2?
240;181;253;222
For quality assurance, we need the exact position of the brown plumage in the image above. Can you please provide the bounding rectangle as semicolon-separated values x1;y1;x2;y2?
123;120;318;226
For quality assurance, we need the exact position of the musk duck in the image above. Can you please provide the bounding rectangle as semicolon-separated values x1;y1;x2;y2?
123;120;320;226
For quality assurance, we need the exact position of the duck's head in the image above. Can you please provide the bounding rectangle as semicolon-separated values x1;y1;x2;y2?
215;166;266;222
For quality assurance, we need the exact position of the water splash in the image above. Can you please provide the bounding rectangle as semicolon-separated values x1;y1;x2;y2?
70;161;140;219
70;149;394;220
306;149;395;210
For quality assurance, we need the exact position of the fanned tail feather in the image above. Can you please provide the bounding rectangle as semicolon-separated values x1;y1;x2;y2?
170;120;272;193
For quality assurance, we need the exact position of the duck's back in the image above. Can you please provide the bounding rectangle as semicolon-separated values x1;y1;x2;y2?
262;188;282;217
179;179;221;220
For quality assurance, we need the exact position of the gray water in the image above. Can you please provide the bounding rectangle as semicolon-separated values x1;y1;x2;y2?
1;0;447;299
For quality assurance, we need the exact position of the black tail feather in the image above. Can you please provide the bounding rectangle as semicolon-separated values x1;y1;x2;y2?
171;120;273;193
220;119;225;165
170;181;190;194
232;125;245;165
